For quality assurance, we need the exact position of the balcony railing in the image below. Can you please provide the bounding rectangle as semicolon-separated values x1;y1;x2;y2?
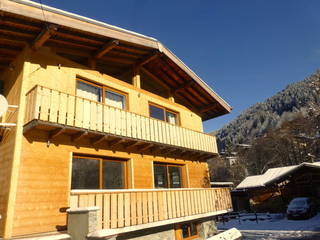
69;188;232;230
24;85;218;154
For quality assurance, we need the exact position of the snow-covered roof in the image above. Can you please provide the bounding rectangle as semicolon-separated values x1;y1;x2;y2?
236;162;320;189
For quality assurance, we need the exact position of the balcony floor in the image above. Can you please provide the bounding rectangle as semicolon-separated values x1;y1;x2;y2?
24;119;215;160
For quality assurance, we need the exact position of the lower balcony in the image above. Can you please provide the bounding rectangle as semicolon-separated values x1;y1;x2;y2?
69;188;232;235
24;85;217;159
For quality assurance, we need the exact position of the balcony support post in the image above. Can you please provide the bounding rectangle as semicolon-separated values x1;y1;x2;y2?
132;67;141;88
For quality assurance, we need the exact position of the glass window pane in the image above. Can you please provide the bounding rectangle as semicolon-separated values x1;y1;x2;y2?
149;105;165;121
102;161;125;189
77;81;102;102
154;165;168;188
190;223;197;236
166;111;178;125
71;157;100;189
169;166;182;188
105;90;126;109
181;224;190;238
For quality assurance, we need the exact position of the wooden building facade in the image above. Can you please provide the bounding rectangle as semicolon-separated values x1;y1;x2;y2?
0;0;232;239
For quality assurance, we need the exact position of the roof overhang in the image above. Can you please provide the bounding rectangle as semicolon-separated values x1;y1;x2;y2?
0;0;231;120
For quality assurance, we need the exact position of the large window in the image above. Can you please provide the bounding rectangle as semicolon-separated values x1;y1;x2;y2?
154;163;182;188
76;79;127;110
71;156;126;189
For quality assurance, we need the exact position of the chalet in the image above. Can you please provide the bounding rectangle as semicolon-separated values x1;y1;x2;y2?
0;0;232;239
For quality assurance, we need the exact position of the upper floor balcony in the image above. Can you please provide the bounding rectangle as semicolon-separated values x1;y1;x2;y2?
24;85;218;158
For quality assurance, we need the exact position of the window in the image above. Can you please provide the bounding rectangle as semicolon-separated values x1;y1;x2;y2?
149;103;179;125
105;89;126;110
71;156;126;189
154;163;182;188
175;222;198;240
77;80;102;102
76;79;128;110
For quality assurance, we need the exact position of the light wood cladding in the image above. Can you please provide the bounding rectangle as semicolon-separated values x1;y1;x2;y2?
25;48;204;133
0;50;28;238
0;47;225;238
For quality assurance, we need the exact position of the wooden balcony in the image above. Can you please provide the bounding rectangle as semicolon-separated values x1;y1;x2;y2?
69;188;232;231
24;85;218;157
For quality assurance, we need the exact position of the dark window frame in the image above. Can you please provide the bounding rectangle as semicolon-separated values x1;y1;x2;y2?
71;155;128;190
153;162;183;189
149;102;180;125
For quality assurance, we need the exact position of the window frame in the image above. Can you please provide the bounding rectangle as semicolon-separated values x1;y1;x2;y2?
153;162;184;189
76;78;129;111
104;86;128;110
175;222;199;240
71;155;128;190
148;102;180;126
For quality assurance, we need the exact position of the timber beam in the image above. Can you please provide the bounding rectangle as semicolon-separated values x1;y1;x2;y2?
108;138;124;147
135;51;161;67
141;67;171;91
32;24;58;50
91;135;109;145
138;143;154;152
94;39;119;59
71;131;88;142
173;81;195;94
49;127;65;140
199;103;219;113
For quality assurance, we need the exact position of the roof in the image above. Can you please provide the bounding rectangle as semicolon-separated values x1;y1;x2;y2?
236;162;320;190
0;0;232;120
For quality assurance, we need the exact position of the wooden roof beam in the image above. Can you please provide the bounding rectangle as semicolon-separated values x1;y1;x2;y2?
32;24;58;50
173;81;195;94
141;67;172;91
94;39;119;59
199;103;219;113
135;51;161;68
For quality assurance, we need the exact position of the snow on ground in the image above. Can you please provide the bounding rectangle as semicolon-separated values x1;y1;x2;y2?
218;213;320;231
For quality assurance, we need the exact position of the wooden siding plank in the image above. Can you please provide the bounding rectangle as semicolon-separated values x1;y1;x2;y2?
136;192;143;225
130;192;137;226
124;193;130;227
117;193;124;227
96;194;103;230
111;194;118;228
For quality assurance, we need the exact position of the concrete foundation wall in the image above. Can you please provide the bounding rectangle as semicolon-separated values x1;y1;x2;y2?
116;225;175;240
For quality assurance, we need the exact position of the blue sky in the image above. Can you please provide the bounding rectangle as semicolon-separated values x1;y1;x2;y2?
41;0;320;132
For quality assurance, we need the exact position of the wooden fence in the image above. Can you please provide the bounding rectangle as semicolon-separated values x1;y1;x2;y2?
25;85;217;153
70;188;232;229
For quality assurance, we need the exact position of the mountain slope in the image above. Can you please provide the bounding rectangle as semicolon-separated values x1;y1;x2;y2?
215;70;320;151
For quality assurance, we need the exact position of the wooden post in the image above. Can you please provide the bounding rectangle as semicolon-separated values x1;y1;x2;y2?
132;67;141;88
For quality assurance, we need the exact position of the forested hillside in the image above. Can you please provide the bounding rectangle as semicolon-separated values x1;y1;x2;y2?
215;70;320;151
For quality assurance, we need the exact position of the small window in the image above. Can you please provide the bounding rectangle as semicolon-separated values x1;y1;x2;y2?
154;163;182;188
77;80;102;102
176;222;198;240
149;103;179;125
149;104;165;121
105;89;126;110
71;156;126;189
